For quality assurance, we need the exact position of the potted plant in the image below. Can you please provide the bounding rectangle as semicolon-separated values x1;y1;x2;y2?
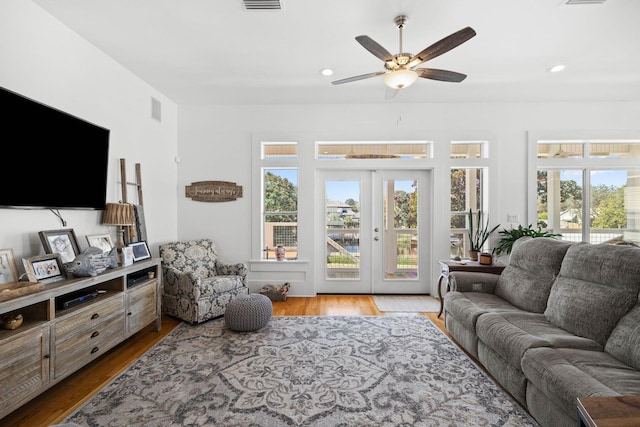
494;224;561;256
467;209;500;261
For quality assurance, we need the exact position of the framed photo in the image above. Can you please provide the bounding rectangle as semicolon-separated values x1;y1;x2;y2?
122;246;134;266
23;253;66;284
39;229;80;264
0;248;19;284
86;234;114;254
129;241;151;262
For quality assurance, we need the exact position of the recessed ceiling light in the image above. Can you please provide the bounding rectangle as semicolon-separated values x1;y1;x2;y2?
548;65;566;73
320;68;334;76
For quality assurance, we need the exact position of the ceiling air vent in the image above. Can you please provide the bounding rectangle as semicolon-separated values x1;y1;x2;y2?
242;0;282;11
565;0;606;4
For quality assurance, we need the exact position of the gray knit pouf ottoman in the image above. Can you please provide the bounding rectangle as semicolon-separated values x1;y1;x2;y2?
224;294;273;332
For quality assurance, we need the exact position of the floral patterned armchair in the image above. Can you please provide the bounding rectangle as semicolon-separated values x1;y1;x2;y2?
159;239;248;323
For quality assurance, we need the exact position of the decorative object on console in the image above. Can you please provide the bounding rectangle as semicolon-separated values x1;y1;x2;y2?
0;248;19;284
102;202;135;258
22;253;66;284
0;281;45;302
66;246;118;277
129;241;151;262
122;247;134;266
0;313;23;330
185;181;243;202
479;252;493;265
85;234;114;254
39;228;80;264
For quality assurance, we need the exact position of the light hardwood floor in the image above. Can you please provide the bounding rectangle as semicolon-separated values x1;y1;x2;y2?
3;295;447;427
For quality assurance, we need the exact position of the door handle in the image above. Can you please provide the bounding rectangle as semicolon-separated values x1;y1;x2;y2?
374;237;379;241
374;228;379;232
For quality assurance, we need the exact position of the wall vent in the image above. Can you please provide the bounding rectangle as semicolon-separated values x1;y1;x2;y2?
242;0;282;11
151;97;161;122
565;0;606;4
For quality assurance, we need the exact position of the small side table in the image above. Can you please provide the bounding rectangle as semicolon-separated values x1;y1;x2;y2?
577;395;640;427
437;259;506;318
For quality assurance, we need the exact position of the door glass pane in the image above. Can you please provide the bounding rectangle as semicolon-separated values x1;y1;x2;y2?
326;180;360;279
537;169;583;242
383;180;418;279
590;169;640;245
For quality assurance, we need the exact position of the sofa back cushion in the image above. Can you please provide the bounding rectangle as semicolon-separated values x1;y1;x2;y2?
159;238;219;278
494;237;573;313
605;304;640;370
545;243;640;346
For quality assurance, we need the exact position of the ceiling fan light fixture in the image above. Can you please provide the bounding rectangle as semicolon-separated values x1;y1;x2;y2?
384;69;418;89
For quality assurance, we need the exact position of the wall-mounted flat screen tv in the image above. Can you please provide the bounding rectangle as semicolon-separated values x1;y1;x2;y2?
1;86;110;210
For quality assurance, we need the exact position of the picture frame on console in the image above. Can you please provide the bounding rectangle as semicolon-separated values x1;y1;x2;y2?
129;241;151;262
39;229;80;264
0;248;19;284
86;234;114;254
23;253;66;284
122;246;134;266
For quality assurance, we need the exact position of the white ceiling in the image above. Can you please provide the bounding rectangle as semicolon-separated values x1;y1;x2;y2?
33;0;640;105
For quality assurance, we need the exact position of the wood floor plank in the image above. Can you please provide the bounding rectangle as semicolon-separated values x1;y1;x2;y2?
2;296;445;427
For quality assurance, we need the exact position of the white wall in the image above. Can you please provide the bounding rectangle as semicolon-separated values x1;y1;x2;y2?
178;102;640;295
0;1;179;272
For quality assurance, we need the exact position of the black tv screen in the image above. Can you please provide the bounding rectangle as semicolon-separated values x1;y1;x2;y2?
1;86;110;210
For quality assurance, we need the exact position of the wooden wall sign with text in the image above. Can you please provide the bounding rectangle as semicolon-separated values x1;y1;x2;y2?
185;181;243;202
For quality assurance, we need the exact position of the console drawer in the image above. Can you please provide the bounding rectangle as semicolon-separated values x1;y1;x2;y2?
54;314;125;379
55;295;124;340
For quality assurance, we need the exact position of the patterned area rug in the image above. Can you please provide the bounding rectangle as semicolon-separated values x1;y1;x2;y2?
373;295;441;312
63;316;538;426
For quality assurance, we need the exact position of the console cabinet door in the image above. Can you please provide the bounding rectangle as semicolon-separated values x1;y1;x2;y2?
126;280;158;336
0;324;50;418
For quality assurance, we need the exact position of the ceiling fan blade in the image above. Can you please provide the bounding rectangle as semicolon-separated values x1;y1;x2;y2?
409;27;476;67
331;71;385;85
417;68;467;82
355;35;396;64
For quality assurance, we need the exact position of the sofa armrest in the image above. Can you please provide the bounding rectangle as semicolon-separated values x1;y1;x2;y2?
214;259;248;277
449;271;500;293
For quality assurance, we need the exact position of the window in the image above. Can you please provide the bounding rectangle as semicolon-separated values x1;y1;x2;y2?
533;137;640;245
316;141;431;159
449;139;492;257
263;168;298;260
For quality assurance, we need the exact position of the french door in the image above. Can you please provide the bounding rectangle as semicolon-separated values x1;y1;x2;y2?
316;169;430;294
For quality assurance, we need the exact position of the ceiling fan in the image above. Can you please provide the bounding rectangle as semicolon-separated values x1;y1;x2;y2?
331;15;476;96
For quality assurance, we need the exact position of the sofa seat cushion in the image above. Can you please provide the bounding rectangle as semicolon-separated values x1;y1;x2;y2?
445;291;523;331
476;312;602;370
522;347;640;418
545;242;640;346
494;237;573;313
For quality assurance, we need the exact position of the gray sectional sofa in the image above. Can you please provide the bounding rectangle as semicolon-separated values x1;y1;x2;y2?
443;237;640;427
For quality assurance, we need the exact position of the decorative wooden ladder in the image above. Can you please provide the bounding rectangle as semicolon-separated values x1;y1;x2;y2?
120;158;143;206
